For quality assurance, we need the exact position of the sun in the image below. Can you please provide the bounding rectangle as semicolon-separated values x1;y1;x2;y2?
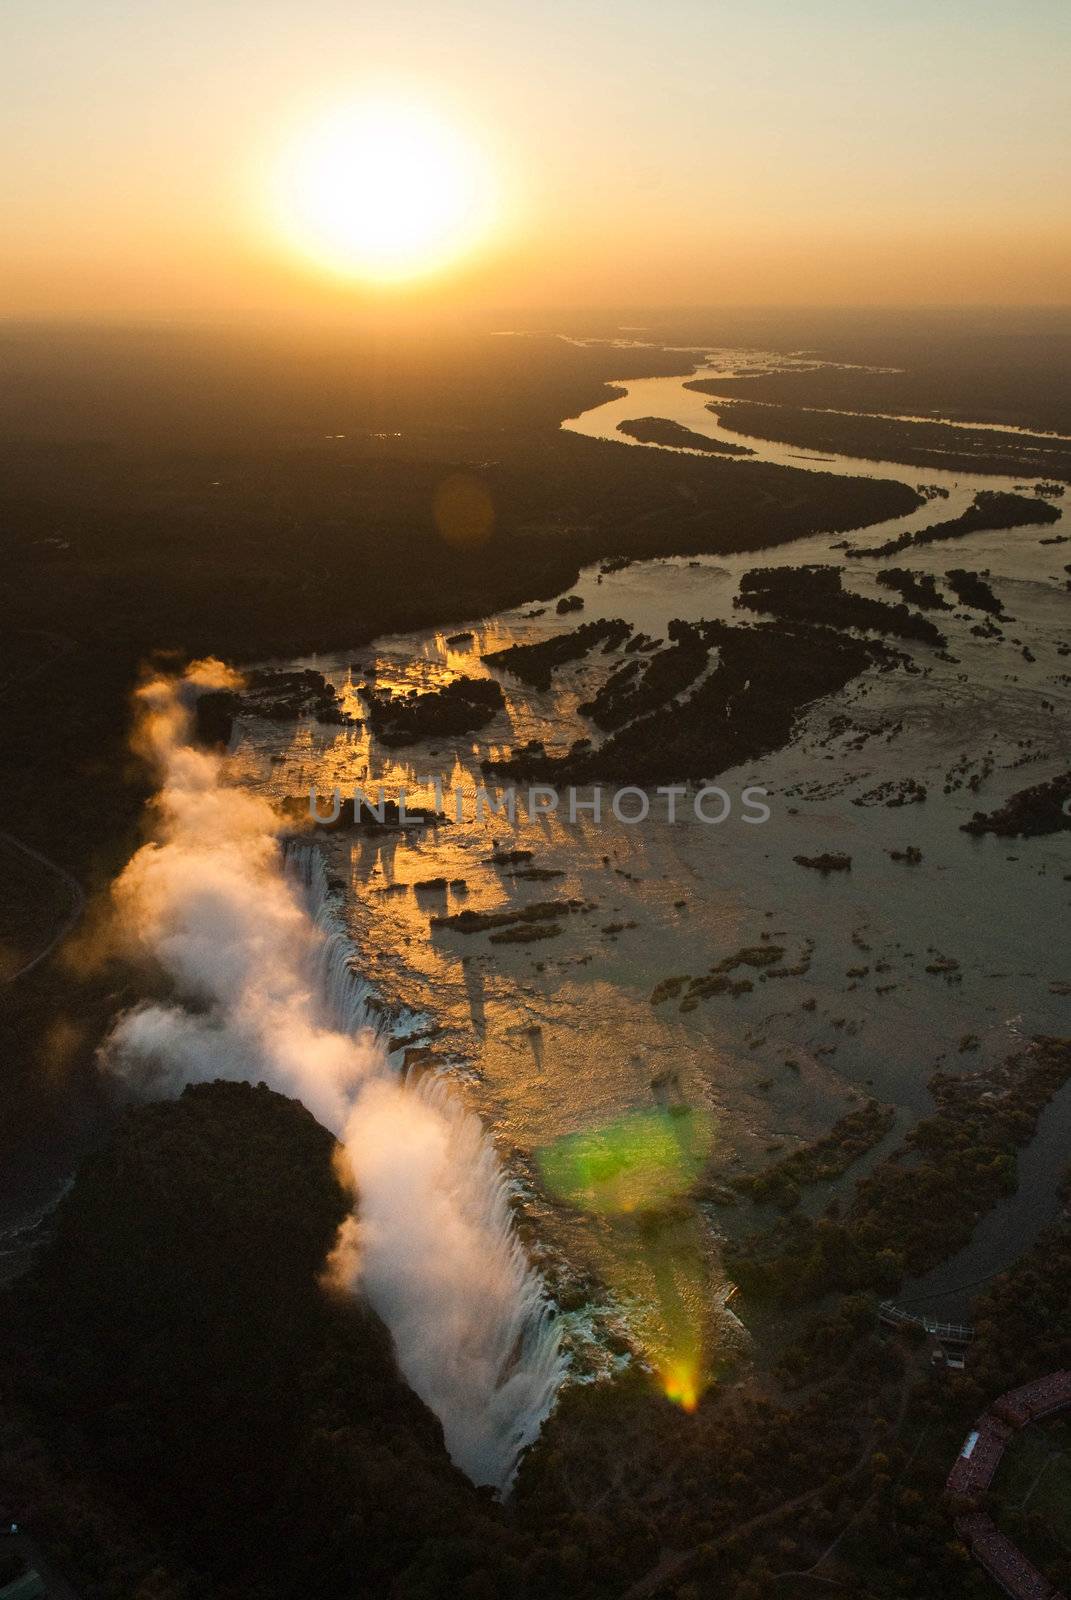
273;99;496;283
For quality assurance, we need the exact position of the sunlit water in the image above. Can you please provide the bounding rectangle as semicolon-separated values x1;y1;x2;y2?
227;348;1068;1356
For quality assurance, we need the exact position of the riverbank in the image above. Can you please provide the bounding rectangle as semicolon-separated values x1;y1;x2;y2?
687;391;1071;481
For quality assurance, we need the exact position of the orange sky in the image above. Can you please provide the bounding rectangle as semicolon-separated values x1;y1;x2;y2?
3;0;1069;317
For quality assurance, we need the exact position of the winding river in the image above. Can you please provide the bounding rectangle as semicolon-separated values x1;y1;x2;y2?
225;346;1068;1353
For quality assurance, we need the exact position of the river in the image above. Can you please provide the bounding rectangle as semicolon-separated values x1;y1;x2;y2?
222;345;1068;1364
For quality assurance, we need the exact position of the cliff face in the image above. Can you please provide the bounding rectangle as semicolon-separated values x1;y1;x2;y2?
0;1080;514;1597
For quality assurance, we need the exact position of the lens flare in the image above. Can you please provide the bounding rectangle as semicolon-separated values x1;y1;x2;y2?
537;1106;714;1216
662;1358;702;1413
434;473;495;550
538;1107;716;1409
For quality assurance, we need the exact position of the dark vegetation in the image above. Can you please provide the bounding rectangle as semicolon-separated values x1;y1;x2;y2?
563;306;1071;431
241;667;352;722
4;1074;1071;1600
944;568;1005;617
430;899;592;935
577;620;715;730
616;416;753;455
962;771;1071;838
650;938;815;1013
363;676;505;745
488;922;563;945
735;565;946;645
681;971;754;1006
513;1186;1071;1600
847;490;1059;559
763;1182;1071;1598
0;1080;934;1599
723;1100;896;1212
0;1082;525;1599
484;620;884;788
793;851;852;874
483;620;632;690
876;568;952;610
853;777;927;808
724;1038;1071;1303
0;323;706;448
624;629;659;653
690;395;1071;480
196;666;359;750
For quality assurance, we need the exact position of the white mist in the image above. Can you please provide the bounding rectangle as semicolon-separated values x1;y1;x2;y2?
104;661;564;1489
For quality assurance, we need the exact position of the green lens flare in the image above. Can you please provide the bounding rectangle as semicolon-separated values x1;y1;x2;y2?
537;1106;715;1216
538;1106;719;1409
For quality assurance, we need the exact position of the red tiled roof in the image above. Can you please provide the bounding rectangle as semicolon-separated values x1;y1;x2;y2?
948;1372;1071;1600
999;1372;1071;1424
957;1514;1063;1600
946;1417;1015;1498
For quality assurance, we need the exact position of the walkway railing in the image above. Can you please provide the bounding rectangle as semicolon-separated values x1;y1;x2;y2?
878;1300;975;1342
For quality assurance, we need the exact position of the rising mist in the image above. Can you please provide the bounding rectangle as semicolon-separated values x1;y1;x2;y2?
102;660;564;1489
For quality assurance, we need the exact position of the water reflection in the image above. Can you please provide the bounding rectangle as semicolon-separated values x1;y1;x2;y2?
227;347;1069;1370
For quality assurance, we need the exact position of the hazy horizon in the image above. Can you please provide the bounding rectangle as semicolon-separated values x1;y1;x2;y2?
4;0;1069;318
2;302;1071;329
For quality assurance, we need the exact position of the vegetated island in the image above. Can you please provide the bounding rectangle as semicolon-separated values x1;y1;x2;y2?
734;565;946;646
430;898;593;940
677;325;1071;434
793;851;853;874
845;490;1060;559
963;770;1071;838
482;618;632;690
685;390;1071;481
483;617;893;789
944;568;1005;617
650;939;803;1013
363;675;505;745
196;668;354;748
876;568;953;610
578;619;715;729
709;1099;897;1213
616;416;754;455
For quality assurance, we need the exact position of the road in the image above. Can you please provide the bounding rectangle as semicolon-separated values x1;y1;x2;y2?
0;831;86;983
0;1534;81;1600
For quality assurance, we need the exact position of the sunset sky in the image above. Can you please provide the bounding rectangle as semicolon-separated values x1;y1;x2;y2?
3;0;1068;317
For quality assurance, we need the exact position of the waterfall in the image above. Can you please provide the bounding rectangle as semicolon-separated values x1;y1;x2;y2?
292;847;389;1039
289;841;566;1481
104;661;565;1491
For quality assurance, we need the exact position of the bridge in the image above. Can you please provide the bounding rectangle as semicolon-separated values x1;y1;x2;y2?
878;1300;974;1344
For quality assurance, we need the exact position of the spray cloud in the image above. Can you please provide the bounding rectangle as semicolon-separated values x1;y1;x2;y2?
104;660;563;1488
